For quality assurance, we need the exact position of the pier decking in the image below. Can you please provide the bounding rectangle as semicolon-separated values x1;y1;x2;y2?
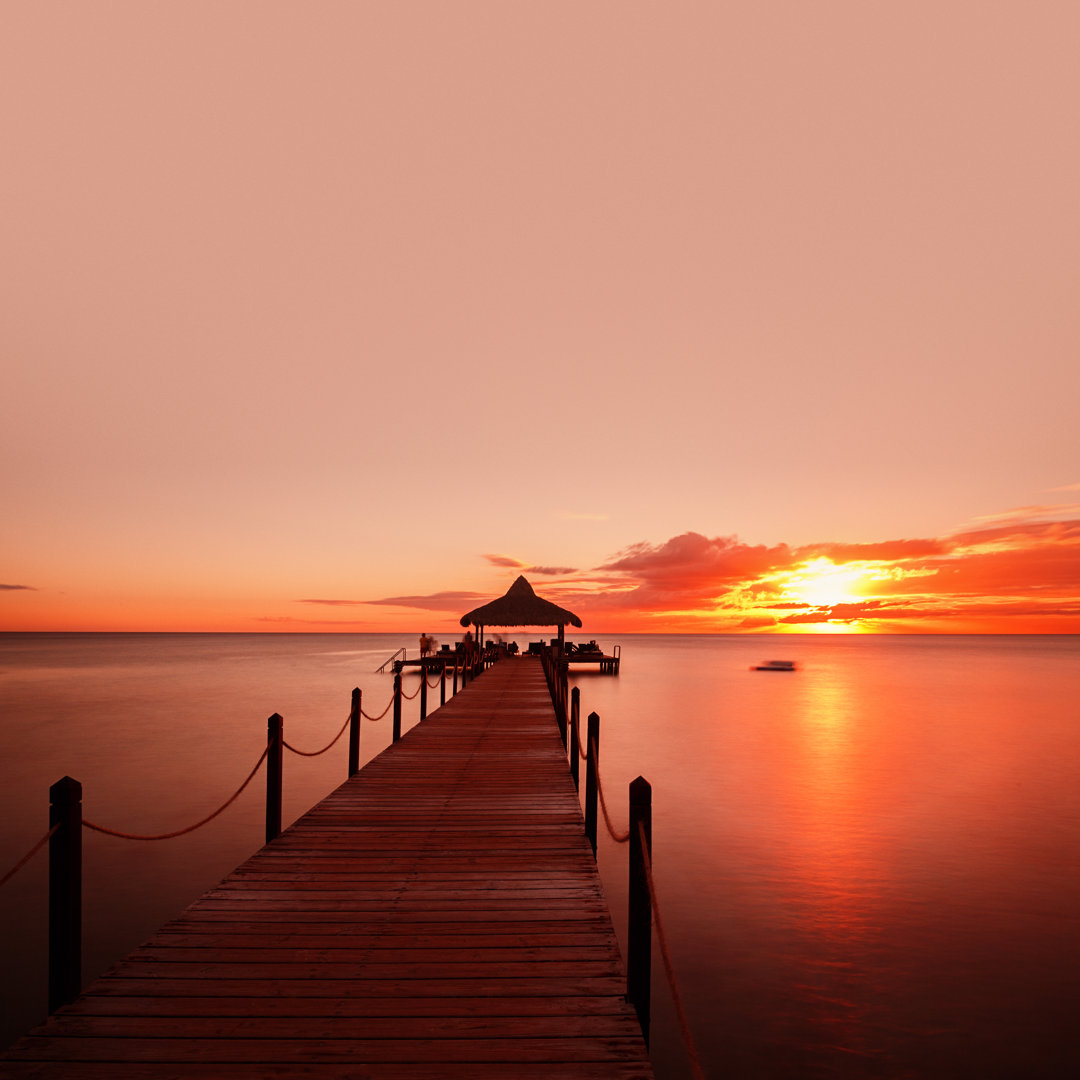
2;658;653;1078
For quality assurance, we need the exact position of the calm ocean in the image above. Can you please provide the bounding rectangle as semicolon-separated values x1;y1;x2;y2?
2;632;1078;1077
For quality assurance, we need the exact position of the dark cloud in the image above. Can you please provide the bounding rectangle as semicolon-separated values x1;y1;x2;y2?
365;590;486;612
1;584;36;591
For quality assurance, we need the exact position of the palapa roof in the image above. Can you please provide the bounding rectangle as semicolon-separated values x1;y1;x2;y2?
459;575;582;628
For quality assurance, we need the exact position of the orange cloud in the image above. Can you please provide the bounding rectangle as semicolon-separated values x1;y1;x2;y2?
596;532;794;611
570;519;1080;633
247;515;1080;634
483;554;526;568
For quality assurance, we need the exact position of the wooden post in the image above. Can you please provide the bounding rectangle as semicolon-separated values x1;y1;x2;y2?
559;663;569;747
266;714;283;844
440;663;446;706
570;687;581;791
453;659;459;696
420;669;428;721
347;691;360;777
393;673;402;742
48;775;81;1013
348;688;361;778
585;711;599;858
628;775;653;1044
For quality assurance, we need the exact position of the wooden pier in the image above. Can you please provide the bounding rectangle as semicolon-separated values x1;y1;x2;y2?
1;658;653;1078
561;644;621;675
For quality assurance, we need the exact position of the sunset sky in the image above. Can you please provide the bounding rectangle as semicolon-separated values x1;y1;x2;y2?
3;3;1078;634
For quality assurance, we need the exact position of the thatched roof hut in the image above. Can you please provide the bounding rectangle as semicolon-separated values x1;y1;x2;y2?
459;576;582;633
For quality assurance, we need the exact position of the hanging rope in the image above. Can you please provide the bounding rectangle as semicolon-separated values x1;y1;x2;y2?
574;715;588;760
82;746;269;841
0;824;60;889
399;680;421;701
361;692;394;722
638;819;707;1080
590;735;630;844
283;712;351;757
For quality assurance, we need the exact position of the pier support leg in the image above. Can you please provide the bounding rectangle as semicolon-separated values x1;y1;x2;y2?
585;712;599;858
348;688;361;778
628;776;653;1045
266;714;283;843
49;776;82;1013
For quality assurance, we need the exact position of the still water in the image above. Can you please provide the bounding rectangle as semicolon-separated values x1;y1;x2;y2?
1;632;1078;1077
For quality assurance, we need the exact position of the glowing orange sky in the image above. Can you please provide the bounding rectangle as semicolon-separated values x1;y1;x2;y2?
3;5;1078;635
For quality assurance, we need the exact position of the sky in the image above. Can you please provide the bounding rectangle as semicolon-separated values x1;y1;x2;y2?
3;2;1078;635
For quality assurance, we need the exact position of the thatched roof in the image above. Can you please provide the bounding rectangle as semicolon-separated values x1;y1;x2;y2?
459;576;582;628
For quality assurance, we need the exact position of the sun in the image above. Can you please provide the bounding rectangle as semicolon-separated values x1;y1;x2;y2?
783;557;868;607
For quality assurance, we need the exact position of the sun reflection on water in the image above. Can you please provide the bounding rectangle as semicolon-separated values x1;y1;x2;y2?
776;676;891;1065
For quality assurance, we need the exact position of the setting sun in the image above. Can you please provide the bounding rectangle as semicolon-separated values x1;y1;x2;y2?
781;558;869;608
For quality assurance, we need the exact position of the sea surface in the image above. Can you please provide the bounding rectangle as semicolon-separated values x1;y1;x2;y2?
1;632;1078;1077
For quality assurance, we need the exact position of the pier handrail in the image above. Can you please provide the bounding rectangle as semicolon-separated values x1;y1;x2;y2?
590;733;630;844
14;651;488;1014
638;818;706;1080
375;647;406;673
0;824;60;889
82;746;270;841
550;658;705;1079
283;711;353;757
361;692;395;721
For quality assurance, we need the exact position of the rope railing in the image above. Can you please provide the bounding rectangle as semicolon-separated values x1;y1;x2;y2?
82;746;270;842
590;735;630;844
562;676;703;1077
30;660;481;1014
283;712;352;757
574;714;588;760
361;693;394;721
0;823;60;889
638;818;707;1080
399;680;422;701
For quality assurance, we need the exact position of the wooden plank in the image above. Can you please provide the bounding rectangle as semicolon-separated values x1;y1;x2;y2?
1;659;653;1077
78;975;631;998
61;995;637;1019
0;1065;652;1080
29;1014;645;1039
